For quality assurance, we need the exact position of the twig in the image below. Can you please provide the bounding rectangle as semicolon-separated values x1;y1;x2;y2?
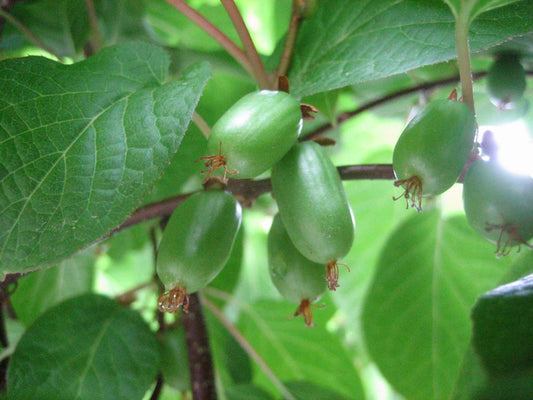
193;112;211;139
84;0;101;53
220;0;271;89
165;0;254;78
183;293;217;400
275;1;304;78
201;293;297;400
150;374;165;400
0;300;8;391
305;72;486;141
0;8;62;60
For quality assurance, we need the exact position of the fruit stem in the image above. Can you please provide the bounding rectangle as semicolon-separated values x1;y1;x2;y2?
220;0;272;89
164;0;256;79
454;6;476;113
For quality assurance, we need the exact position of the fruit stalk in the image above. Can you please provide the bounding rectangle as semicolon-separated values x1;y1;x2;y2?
165;0;255;79
220;0;271;89
454;8;475;112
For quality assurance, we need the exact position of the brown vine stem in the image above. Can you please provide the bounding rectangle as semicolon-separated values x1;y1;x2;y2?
0;295;8;391
275;1;304;79
305;72;486;141
165;0;255;79
84;0;101;53
220;0;271;89
202;290;297;400
183;293;217;400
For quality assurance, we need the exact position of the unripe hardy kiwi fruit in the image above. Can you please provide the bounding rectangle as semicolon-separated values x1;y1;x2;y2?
201;90;303;181
487;53;527;109
268;214;327;326
462;159;533;256
393;97;477;211
157;190;242;313
271;141;355;290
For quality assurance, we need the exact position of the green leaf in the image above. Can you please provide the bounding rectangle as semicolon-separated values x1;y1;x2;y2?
285;380;349;400
362;209;513;400
158;326;190;392
237;299;365;399
0;42;211;274
7;293;160;400
10;247;96;325
96;0;150;46
225;384;273;400
288;0;533;97
1;0;89;58
443;0;521;21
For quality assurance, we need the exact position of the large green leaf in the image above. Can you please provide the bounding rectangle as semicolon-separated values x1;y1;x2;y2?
443;0;521;20
237;299;365;400
7;293;160;400
288;0;533;97
0;0;89;58
0;42;210;274
10;247;96;325
362;209;514;400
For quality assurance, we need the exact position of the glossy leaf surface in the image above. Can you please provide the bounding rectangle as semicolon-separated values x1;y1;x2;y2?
289;0;533;96
8;294;160;400
362;210;512;400
0;42;210;273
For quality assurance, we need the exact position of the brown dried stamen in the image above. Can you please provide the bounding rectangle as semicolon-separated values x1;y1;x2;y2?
485;222;533;257
393;176;423;211
288;299;325;327
326;261;350;291
157;286;190;313
292;299;314;327
197;141;237;184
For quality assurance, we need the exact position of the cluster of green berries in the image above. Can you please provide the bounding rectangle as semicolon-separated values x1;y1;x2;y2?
156;90;355;326
393;53;532;256
156;53;531;325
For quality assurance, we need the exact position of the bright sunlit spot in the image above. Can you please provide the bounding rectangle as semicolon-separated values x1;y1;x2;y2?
480;120;533;177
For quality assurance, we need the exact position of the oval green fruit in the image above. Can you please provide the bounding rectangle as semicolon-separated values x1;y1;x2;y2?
156;190;242;312
268;214;326;326
392;98;477;210
271;141;355;290
487;54;527;109
462;159;533;256
202;90;303;180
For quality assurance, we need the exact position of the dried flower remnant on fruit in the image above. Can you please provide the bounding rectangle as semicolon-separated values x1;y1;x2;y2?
289;299;317;327
198;141;237;184
485;222;533;258
393;176;423;212
158;286;190;313
326;261;350;291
